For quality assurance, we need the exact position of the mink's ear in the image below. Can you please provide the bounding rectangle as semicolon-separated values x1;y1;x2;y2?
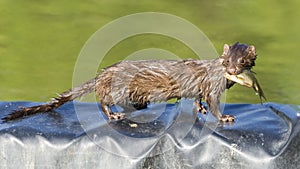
248;45;256;55
247;45;257;59
221;44;230;58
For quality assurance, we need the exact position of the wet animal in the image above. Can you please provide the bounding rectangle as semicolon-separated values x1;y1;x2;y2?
2;42;257;122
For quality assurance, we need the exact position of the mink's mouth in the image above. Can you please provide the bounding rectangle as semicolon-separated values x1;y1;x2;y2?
226;69;243;75
226;67;253;75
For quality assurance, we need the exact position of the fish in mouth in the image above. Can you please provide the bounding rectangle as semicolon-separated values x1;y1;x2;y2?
224;70;266;103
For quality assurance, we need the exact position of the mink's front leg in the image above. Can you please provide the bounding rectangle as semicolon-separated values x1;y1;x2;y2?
206;94;235;122
194;97;207;114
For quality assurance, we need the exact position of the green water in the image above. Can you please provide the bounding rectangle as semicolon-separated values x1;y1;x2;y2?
0;0;299;104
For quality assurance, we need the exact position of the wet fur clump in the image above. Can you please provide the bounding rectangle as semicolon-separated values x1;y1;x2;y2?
3;42;257;122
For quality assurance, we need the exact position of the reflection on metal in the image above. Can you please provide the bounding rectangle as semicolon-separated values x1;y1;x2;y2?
0;101;299;168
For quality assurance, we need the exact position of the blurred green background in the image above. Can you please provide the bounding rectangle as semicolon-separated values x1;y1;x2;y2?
0;0;299;104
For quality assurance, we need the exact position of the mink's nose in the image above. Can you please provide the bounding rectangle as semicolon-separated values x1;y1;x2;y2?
227;67;238;75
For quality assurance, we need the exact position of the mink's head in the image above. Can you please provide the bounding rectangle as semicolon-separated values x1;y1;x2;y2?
221;42;257;75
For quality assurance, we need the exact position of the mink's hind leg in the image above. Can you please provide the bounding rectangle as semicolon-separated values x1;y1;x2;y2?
132;102;148;110
100;104;125;120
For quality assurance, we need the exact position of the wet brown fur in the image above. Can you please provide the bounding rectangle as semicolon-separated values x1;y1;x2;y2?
2;42;257;122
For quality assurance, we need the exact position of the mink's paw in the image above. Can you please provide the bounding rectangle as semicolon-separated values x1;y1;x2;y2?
198;104;207;114
108;112;125;120
194;101;207;114
220;114;235;123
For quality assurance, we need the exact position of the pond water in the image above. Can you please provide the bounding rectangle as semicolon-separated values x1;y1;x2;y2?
0;0;299;104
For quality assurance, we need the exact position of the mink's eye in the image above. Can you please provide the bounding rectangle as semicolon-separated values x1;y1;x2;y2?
223;59;230;66
238;59;245;65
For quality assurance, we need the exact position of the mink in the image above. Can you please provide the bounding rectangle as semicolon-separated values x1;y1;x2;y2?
2;42;257;122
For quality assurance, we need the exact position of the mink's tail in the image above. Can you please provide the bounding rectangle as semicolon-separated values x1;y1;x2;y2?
2;77;97;122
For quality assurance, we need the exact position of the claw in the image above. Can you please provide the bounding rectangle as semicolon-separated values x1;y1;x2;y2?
199;105;207;114
220;114;235;123
108;112;125;120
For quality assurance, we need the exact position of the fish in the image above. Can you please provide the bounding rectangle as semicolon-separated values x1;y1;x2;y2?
224;70;266;103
